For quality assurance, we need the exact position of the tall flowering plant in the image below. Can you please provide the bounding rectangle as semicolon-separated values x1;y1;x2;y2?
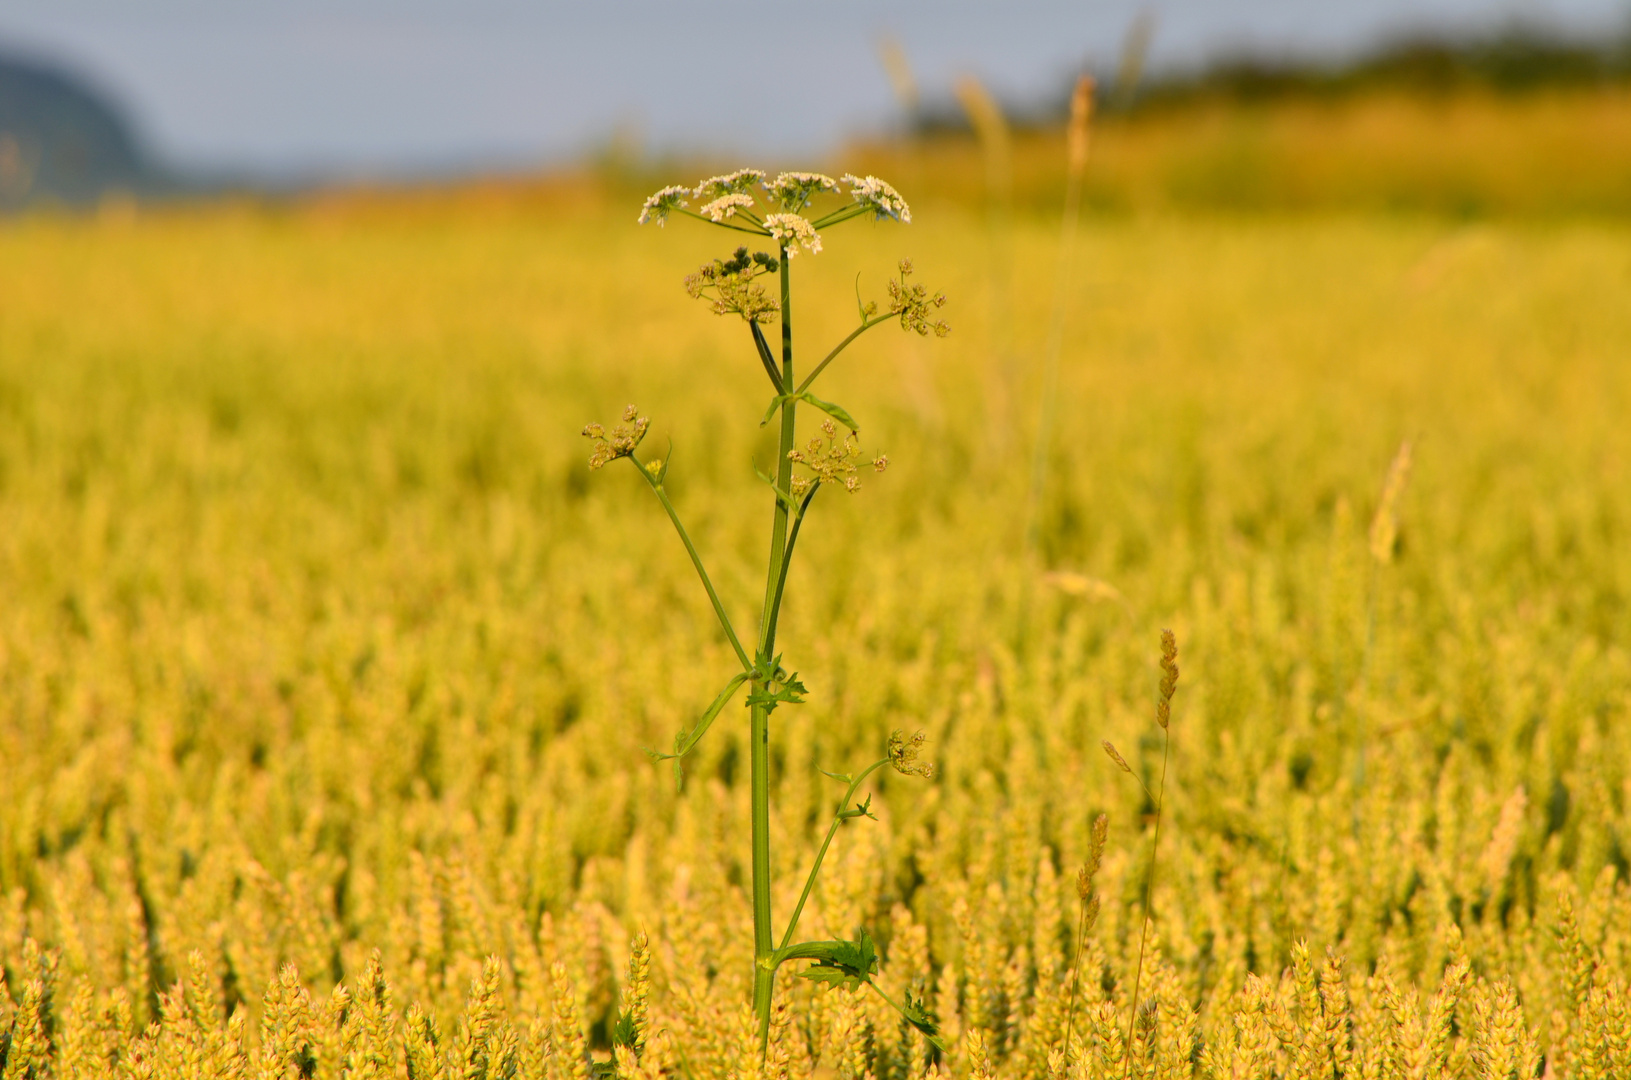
584;169;949;1057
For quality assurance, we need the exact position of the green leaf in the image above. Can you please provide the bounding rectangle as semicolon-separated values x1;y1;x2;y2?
759;393;793;428
797;391;860;433
758;390;861;433
837;794;876;822
818;767;853;784
752;463;800;513
751;320;784;393
791;929;878;993
745;675;806;713
646;671;750;790
611;1010;639;1049
744;653;807;714
899;991;946;1051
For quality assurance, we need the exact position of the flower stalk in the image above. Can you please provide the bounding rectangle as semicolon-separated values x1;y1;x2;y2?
585;169;949;1058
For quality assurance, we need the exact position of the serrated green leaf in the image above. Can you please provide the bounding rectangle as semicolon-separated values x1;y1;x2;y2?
800;964;867;992
837;794;876;821
787;928;878;993
901;991;944;1046
611;1010;638;1048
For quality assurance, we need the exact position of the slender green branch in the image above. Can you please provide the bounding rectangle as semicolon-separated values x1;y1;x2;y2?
676;207;772;236
632;461;752;672
809;204;871;230
751;320;784;393
759;484;820;662
780;758;890;951
794;315;890;397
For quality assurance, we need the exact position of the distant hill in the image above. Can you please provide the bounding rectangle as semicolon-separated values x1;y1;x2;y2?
1131;24;1631;110
908;22;1631;134
0;49;155;210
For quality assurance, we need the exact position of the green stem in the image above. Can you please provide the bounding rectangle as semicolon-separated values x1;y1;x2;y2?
809;204;871;230
751;247;798;1053
676;207;772;235
635;463;751;673
780;758;889;951
759;485;820;665
794;316;889;397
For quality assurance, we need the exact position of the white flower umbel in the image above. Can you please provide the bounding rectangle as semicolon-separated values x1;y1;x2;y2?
841;174;912;223
763;213;823;257
694;168;766;200
701;193;756;222
765;172;839;211
638;185;690;226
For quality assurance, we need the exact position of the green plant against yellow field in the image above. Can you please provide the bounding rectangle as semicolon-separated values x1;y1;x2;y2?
584;168;948;1056
0;195;1629;1077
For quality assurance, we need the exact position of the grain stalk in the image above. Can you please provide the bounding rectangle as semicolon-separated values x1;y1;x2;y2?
1356;439;1412;829
1024;75;1095;559
586;170;949;1057
1103;629;1179;1077
1062;813;1109;1067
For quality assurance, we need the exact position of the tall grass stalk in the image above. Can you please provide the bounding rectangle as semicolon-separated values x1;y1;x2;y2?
1025;75;1096;559
1103;629;1179;1076
1356;439;1413;828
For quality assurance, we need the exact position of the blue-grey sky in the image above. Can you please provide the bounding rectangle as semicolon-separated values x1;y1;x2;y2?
2;1;1626;179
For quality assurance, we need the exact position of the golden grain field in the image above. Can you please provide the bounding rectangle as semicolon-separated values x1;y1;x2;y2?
1;185;1629;1077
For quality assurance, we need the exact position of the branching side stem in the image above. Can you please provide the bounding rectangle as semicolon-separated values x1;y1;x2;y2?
780;757;890;952
636;464;752;673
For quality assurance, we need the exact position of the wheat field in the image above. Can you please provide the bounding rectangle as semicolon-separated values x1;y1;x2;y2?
1;188;1629;1077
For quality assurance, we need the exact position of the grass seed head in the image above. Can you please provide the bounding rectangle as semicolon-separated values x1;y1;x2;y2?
1067;75;1096;176
1368;438;1414;564
1156;629;1179;730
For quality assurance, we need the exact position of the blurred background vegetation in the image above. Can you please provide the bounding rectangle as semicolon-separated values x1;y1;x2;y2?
6;21;1631;217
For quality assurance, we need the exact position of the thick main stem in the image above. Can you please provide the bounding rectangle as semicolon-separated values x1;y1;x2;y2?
751;250;797;1051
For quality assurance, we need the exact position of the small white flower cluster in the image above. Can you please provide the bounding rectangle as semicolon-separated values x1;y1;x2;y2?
637;185;690;226
841;173;912;223
641;169;913;238
765;172;839;211
701;193;755;222
763;213;823;258
695;168;766;200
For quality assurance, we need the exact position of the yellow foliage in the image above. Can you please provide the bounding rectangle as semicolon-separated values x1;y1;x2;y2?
1;186;1629;1078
